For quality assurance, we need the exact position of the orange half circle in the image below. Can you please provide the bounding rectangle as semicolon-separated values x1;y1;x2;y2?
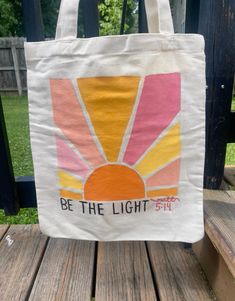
84;164;145;201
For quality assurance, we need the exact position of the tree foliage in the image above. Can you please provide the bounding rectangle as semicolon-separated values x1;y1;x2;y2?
0;0;22;37
99;0;138;36
0;0;138;38
40;0;60;38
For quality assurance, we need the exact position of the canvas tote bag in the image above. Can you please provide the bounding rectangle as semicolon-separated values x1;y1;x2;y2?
25;0;206;242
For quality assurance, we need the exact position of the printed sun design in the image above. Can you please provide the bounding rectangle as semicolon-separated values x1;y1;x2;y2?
50;73;181;202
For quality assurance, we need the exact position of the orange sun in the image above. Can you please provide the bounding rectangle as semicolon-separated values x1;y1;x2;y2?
84;164;145;201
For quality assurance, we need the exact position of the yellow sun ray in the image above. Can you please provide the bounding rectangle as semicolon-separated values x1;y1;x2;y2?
77;77;140;162
135;123;181;177
60;189;83;200
58;170;83;190
147;187;178;197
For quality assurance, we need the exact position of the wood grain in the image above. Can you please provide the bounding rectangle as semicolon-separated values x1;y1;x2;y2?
193;234;235;301
200;0;235;189
0;225;47;301
224;166;235;188
0;38;27;95
147;242;216;301
0;225;9;240
220;179;233;191
11;45;22;95
204;189;235;278
28;238;95;301
95;241;157;301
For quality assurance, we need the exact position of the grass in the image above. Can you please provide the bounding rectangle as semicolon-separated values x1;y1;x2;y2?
0;95;235;224
1;96;33;176
226;96;235;165
232;96;235;111
0;95;38;224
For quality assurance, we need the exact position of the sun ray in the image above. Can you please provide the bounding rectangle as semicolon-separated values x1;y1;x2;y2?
72;79;108;162
58;170;83;191
50;79;105;168
135;123;181;177
60;189;82;200
123;73;180;166
147;187;178;197
146;159;180;187
77;76;140;162
118;77;145;162
134;114;180;169
56;137;90;177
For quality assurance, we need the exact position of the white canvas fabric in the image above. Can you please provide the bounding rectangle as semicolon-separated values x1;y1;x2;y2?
25;0;206;242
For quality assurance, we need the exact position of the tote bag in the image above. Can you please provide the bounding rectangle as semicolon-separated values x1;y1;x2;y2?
25;0;206;242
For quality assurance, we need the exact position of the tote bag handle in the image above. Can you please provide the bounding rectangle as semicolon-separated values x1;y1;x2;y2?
55;0;174;40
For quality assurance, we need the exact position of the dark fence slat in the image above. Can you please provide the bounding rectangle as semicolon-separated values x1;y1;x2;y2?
81;0;99;38
0;38;27;95
120;0;128;34
16;176;37;208
0;98;19;214
22;0;44;42
228;112;235;143
185;0;200;33
198;0;235;189
139;0;148;33
0;177;37;210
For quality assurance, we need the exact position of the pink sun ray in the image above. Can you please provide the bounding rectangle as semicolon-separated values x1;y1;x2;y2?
56;137;90;177
146;159;180;188
123;73;181;166
50;79;105;169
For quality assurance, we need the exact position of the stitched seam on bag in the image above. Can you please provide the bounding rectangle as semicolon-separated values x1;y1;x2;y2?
25;33;204;45
25;50;205;62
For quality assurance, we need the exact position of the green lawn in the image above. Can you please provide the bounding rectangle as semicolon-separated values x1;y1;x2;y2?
0;96;38;224
227;96;235;165
0;95;235;224
232;96;235;111
2;96;33;176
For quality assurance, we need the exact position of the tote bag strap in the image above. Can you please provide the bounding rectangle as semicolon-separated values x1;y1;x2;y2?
55;0;174;40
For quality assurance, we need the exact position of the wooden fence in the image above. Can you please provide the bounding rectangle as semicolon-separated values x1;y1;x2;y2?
0;38;27;96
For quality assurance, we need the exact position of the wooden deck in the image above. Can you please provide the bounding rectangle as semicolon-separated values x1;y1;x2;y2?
193;167;235;301
0;224;216;301
1;167;235;301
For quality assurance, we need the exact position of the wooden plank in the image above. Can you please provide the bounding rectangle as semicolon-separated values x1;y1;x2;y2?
28;238;95;301
0;38;26;93
15;176;37;209
185;0;200;33
95;241;157;301
220;179;233;191
120;0;128;34
200;0;235;189
0;67;15;71
0;97;19;215
147;242;216;301
0;225;47;301
0;225;9;240
0;67;26;71
22;0;44;42
204;189;235;278
0;37;25;48
0;88;27;92
81;0;99;38
224;166;235;188
193;234;235;301
138;0;148;33
11;46;22;96
228;112;235;143
171;0;186;33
